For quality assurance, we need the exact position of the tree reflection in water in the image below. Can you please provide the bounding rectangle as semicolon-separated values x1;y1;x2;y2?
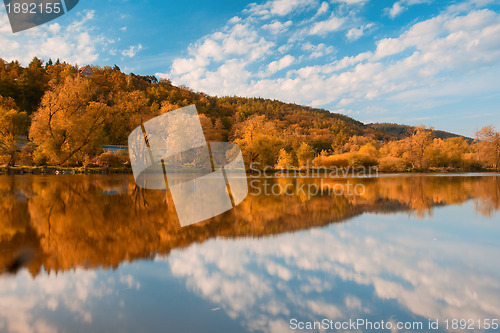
0;174;499;333
0;174;498;275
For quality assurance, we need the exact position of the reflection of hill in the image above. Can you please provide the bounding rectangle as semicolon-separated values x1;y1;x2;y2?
0;174;499;276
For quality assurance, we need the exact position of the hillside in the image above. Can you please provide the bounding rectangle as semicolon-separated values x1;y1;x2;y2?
0;57;391;152
1;58;498;171
368;123;472;141
0;57;429;147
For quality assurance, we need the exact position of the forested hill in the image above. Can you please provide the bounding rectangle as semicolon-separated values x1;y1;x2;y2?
0;57;385;145
0;58;464;144
368;123;472;141
3;58;497;171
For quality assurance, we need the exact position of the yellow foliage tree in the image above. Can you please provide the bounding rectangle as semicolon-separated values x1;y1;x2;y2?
0;97;28;166
404;125;434;170
475;126;500;170
232;115;283;168
275;148;293;169
29;76;110;165
296;142;315;167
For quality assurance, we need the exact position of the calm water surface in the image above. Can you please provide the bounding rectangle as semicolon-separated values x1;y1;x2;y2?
0;174;499;333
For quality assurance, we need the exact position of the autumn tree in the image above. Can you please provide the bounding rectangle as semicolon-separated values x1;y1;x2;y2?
105;90;155;145
0;97;28;166
379;140;406;159
45;61;78;85
404;125;434;169
359;143;379;159
29;76;110;165
231;115;283;168
18;57;49;113
275;148;293;169
430;137;469;168
199;114;226;142
296;142;315;167
341;135;378;153
475;126;500;170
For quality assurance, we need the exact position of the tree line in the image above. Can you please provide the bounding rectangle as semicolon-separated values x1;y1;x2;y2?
0;57;499;171
2;174;499;276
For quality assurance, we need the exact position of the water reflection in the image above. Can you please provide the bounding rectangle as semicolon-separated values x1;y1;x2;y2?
165;206;500;332
0;174;499;332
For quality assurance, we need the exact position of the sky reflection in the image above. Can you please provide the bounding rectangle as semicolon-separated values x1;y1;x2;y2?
0;175;499;332
164;202;500;332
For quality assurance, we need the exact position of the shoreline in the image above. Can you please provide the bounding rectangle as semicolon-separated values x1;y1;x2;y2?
0;166;132;175
0;165;497;176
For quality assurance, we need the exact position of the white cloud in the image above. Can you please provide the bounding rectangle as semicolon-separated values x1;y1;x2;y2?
228;16;242;24
267;55;295;73
270;0;317;16
47;23;61;34
301;42;335;58
244;0;317;18
309;16;346;35
389;1;406;18
315;1;330;16
346;23;374;41
165;206;500;333
160;1;500;130
388;0;432;19
0;270;107;332
0;266;148;333
122;44;143;58
334;0;368;4
0;10;103;65
262;20;293;34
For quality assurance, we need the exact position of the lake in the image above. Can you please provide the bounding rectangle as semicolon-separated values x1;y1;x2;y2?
0;174;499;332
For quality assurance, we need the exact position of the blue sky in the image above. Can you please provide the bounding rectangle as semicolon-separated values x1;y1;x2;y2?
1;0;500;136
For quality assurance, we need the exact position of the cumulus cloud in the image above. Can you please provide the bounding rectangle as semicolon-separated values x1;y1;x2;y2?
0;10;103;65
165;208;500;333
389;1;406;18
309;16;346;35
0;270;107;332
314;1;330;17
334;0;368;4
262;20;293;34
228;16;241;24
243;0;317;18
122;44;143;58
159;1;500;129
346;23;374;41
0;267;147;333
267;54;295;73
387;0;432;19
301;42;335;58
270;0;316;16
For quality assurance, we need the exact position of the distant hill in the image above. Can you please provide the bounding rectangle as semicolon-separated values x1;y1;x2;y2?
0;57;395;152
367;123;472;141
1;57;478;168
